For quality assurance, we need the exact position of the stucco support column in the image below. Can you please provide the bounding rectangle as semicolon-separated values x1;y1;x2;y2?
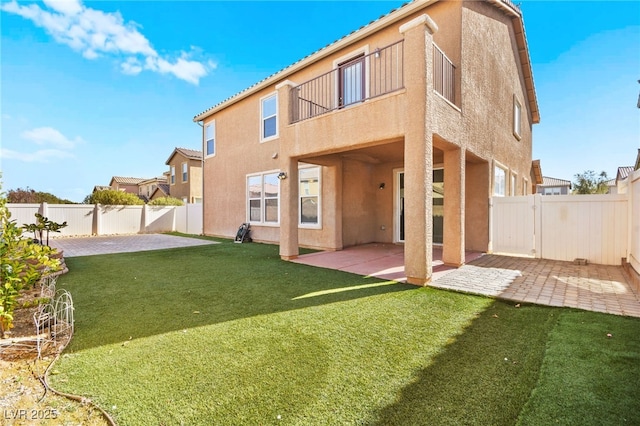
323;158;343;251
400;14;438;285
279;158;299;260
276;80;299;260
443;148;465;266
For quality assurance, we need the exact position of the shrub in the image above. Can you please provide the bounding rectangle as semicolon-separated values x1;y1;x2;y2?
149;196;184;206
87;190;144;205
0;185;61;337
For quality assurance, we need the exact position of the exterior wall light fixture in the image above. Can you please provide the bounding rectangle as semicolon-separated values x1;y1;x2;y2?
379;183;385;189
278;172;287;180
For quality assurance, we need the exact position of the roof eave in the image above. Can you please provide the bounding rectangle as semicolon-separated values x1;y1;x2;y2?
487;0;540;124
194;0;540;125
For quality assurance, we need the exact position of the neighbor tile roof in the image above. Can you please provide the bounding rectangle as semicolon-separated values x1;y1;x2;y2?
166;147;203;164
616;166;634;181
111;176;146;185
540;176;572;187
176;148;202;160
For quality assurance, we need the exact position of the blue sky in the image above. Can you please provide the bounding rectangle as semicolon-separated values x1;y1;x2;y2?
1;0;639;202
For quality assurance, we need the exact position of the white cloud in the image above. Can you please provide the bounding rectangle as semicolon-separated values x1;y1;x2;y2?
121;57;143;75
1;148;74;163
1;0;212;85
43;0;82;16
21;126;83;149
1;126;81;163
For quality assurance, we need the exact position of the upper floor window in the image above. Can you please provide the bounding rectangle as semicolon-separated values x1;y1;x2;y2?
205;121;215;157
513;96;522;140
247;171;279;224
493;163;507;196
182;163;188;183
170;165;175;185
261;94;278;141
299;166;321;227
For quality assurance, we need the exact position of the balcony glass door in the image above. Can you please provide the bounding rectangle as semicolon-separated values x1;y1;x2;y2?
338;54;365;107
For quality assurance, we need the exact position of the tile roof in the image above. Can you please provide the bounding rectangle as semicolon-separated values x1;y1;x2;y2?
166;147;203;164
540;176;572;187
616;166;634;181
139;176;168;184
110;176;146;185
151;184;170;199
176;147;203;160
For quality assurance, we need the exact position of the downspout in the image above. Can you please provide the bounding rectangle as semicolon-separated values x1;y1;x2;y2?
196;120;204;235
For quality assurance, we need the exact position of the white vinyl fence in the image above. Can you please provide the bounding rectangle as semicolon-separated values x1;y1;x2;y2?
7;203;203;238
490;169;639;270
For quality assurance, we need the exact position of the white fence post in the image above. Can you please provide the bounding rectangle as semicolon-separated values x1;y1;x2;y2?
533;194;542;258
487;197;493;253
40;202;48;218
94;204;102;235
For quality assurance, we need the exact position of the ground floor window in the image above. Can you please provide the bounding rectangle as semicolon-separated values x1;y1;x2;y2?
299;166;321;226
247;172;280;224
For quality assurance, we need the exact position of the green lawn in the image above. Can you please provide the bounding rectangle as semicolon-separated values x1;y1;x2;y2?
51;238;640;425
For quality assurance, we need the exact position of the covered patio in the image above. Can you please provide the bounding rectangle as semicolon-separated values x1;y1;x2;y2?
291;243;483;282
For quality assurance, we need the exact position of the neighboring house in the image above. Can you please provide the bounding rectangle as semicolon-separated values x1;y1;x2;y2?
614;166;634;194
138;177;168;202
192;0;540;285
92;185;110;193
537;176;571;195
150;183;170;200
605;178;617;195
165;148;203;203
109;176;146;194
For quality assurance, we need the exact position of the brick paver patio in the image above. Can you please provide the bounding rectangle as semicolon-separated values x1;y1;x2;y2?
294;243;640;318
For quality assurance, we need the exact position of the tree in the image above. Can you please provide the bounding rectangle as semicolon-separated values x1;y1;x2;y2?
86;190;144;205
148;196;184;206
572;170;609;194
7;187;74;204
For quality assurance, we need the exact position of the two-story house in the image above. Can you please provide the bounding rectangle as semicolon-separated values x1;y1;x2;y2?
193;0;540;285
109;176;146;194
165;148;203;203
138;176;168;202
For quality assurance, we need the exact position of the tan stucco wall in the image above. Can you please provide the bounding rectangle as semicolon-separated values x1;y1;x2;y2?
169;155;202;203
460;1;533;195
199;0;537;270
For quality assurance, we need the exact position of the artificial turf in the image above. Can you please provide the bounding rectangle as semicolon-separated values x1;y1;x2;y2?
50;239;640;425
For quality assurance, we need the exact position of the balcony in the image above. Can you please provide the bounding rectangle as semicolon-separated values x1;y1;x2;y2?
433;43;456;105
290;40;405;123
